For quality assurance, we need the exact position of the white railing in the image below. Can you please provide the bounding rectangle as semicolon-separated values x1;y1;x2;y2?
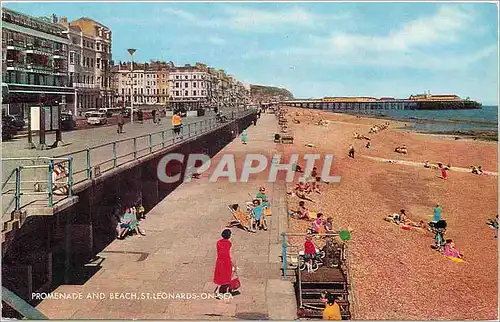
73;83;99;89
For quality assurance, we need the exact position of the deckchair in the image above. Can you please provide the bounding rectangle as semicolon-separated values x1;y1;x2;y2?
226;204;255;232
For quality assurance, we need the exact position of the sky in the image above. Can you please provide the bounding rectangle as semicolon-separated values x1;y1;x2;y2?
3;1;499;105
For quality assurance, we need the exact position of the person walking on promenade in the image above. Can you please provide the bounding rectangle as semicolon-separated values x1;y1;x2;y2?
152;109;157;124
253;113;258;126
257;109;262;119
241;130;248;144
213;229;237;298
348;144;355;158
172;112;183;139
117;112;124;134
137;109;144;124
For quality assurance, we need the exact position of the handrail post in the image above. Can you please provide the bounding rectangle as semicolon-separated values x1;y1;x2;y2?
281;232;288;280
67;156;73;197
112;142;117;167
149;134;153;153
162;131;165;148
86;149;91;179
133;138;137;159
188;123;191;138
15;167;21;211
2;286;49;320
48;160;54;208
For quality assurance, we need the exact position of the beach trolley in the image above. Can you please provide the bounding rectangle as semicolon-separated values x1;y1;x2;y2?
297;267;352;320
282;232;353;320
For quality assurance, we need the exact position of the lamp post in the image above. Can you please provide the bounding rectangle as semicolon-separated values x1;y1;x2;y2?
127;48;136;124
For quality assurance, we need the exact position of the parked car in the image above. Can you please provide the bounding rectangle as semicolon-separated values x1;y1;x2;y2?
84;110;99;118
86;112;107;125
5;114;25;130
98;108;113;117
2;116;17;140
60;113;77;131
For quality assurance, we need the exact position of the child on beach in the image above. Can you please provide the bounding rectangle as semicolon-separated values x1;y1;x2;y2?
311;213;325;234
348;144;355;158
441;239;463;259
324;217;335;234
304;235;317;273
291;201;310;220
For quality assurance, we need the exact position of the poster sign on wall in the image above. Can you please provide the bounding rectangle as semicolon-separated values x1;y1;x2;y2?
30;106;41;131
43;106;51;130
51;106;59;130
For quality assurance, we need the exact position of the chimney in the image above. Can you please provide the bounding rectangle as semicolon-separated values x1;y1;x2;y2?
52;14;58;23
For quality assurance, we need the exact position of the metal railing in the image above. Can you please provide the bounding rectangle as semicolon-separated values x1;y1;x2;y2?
53;110;255;186
2;286;48;319
281;232;341;280
1;109;254;215
2;157;73;218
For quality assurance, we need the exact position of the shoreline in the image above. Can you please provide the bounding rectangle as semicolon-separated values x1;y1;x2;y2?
314;109;498;136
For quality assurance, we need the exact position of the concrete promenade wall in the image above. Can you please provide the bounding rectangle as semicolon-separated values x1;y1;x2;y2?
1;113;256;304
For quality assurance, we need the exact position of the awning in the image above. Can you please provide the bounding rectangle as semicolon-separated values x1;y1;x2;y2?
9;90;74;95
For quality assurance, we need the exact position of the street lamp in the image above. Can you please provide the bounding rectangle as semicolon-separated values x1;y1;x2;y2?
127;48;136;124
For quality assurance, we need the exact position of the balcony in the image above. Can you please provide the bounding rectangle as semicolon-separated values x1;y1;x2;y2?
6;39;25;51
73;83;100;89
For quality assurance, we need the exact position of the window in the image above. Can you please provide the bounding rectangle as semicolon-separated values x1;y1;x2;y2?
175;82;179;88
96;58;100;69
175;91;179;96
185;75;188;79
193;91;197;96
134;89;137;95
193;82;196;88
140;88;143;94
122;88;124;94
185;91;188;96
176;75;179;79
184;82;188;88
193;75;196;79
96;43;100;51
69;52;75;65
163;89;166;95
147;89;150;95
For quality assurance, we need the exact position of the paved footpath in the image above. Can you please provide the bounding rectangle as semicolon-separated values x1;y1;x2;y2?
34;114;297;320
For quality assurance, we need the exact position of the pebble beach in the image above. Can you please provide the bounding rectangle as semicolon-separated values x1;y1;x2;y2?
282;107;498;320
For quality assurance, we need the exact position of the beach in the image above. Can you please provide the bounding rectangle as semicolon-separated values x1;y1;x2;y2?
282;107;498;320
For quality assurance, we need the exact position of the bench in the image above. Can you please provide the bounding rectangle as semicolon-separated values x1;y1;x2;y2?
281;133;294;144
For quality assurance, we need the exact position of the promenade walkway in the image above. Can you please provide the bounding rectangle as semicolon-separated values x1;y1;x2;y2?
33;114;297;320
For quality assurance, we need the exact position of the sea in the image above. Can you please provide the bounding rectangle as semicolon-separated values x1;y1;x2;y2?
343;105;498;133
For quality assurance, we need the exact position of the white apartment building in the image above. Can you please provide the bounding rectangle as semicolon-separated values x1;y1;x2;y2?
167;65;212;103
